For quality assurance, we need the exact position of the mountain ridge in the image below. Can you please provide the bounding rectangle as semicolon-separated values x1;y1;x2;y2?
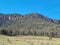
0;12;60;24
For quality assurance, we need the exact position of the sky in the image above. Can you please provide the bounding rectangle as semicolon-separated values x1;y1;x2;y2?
0;0;60;19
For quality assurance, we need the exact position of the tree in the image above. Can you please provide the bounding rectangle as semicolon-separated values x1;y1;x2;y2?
49;31;52;40
33;31;37;36
9;30;13;36
1;29;7;35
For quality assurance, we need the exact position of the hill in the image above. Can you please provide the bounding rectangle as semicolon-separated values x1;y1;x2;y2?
0;13;60;37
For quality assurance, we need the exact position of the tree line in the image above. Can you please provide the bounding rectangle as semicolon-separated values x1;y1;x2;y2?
0;28;60;38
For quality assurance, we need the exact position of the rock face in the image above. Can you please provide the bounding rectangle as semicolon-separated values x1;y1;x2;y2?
0;13;60;25
0;13;22;20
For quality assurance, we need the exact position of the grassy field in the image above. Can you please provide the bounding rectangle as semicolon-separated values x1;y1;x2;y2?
0;35;60;45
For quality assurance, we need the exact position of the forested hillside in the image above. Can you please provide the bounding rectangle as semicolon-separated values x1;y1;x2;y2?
0;13;60;37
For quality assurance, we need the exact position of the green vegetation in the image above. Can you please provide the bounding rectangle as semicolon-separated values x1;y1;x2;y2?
0;27;60;38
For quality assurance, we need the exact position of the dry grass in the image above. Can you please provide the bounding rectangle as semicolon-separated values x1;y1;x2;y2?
0;35;60;45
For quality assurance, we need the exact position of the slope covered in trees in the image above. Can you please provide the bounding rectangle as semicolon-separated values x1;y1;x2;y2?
0;13;60;37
